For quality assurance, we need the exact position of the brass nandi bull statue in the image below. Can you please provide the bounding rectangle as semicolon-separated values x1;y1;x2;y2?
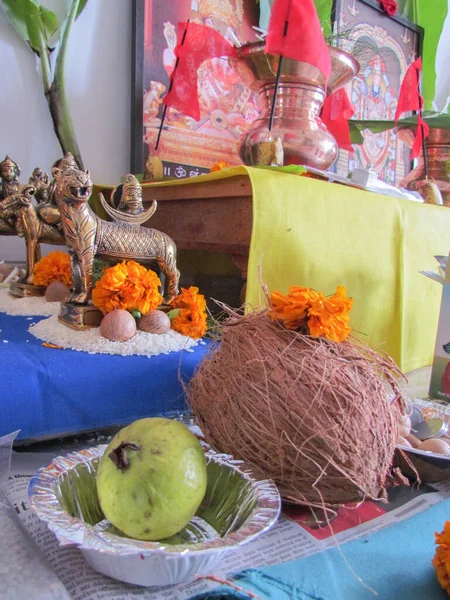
54;166;180;305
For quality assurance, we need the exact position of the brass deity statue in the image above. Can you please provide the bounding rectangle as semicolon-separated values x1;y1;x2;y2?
0;155;21;200
0;153;76;295
28;168;51;203
99;174;157;226
54;166;180;319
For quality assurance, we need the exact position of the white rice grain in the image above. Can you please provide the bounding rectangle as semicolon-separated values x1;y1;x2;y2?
29;315;199;358
0;288;60;316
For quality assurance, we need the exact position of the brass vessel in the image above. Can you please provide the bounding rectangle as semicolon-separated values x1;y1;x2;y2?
398;128;450;207
232;43;360;170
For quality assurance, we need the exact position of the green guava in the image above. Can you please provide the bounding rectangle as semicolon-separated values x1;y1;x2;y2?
96;418;207;541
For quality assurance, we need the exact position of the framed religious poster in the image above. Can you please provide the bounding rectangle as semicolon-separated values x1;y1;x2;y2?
331;0;423;186
131;0;261;179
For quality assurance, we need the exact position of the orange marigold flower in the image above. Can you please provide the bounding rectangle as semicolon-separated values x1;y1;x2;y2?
92;260;162;315
308;286;353;342
32;250;72;287
269;285;353;342
170;286;208;339
433;521;450;594
210;161;229;172
269;286;319;330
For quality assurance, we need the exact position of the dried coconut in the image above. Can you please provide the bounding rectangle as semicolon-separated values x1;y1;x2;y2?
29;315;198;358
188;310;406;515
0;288;60;317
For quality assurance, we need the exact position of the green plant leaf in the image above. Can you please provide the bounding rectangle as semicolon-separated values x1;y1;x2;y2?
39;6;59;47
76;0;88;19
315;0;333;38
348;124;365;145
0;0;46;55
349;112;450;144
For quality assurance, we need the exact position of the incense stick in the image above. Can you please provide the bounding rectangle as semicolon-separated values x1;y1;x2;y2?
268;19;288;134
155;21;190;151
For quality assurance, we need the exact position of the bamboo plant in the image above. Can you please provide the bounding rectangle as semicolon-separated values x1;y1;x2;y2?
1;0;88;168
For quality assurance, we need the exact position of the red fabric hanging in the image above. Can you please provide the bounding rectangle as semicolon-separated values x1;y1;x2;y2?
265;0;331;79
321;88;355;152
395;58;429;159
379;0;398;16
410;114;429;160
162;22;237;121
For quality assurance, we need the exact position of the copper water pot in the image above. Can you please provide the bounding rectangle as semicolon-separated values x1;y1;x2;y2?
232;42;360;170
398;127;450;207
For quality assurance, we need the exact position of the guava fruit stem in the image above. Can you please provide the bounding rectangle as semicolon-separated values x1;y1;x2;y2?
108;442;140;471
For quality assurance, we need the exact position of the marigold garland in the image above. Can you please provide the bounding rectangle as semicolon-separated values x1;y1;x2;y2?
32;250;72;287
434;521;450;595
269;285;353;342
170;286;208;339
92;260;163;315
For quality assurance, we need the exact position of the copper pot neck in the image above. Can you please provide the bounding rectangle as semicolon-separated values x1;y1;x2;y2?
261;83;325;117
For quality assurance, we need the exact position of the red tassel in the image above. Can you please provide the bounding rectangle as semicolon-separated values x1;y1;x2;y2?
265;0;331;79
162;23;237;121
321;89;355;152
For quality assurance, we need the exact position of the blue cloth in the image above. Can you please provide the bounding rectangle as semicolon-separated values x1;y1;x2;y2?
0;313;210;442
191;499;450;600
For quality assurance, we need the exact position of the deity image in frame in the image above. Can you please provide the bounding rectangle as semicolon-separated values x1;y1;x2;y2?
132;0;261;180
331;0;423;186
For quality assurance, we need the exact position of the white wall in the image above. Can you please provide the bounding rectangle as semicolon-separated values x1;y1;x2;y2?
0;0;131;261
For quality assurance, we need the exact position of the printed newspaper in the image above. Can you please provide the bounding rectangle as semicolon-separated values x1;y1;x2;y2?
6;449;450;600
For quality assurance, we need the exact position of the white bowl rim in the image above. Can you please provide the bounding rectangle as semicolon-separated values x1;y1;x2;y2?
396;443;450;462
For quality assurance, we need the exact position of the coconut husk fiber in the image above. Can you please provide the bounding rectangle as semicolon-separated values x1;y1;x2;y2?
188;310;406;513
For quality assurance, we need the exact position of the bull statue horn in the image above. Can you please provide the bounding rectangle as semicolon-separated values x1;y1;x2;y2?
99;193;157;226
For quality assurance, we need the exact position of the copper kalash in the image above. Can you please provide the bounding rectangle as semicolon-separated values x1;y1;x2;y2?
54;167;180;330
0;154;76;297
232;43;360;169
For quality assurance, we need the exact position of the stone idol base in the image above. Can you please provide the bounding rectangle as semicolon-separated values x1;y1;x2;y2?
58;303;103;330
9;281;46;298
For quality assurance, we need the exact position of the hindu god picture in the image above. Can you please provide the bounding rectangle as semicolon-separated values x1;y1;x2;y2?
332;0;422;186
134;0;261;179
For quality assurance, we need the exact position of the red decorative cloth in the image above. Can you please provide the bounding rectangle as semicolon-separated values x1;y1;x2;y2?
162;22;237;121
395;58;429;159
265;0;331;79
379;0;398;16
321;88;355;152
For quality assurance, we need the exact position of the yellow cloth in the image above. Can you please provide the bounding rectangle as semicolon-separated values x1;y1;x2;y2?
94;167;450;372
244;167;450;373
